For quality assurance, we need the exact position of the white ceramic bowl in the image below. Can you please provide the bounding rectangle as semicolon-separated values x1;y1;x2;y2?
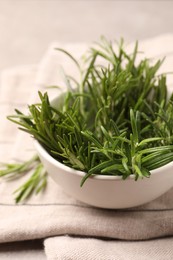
35;140;173;209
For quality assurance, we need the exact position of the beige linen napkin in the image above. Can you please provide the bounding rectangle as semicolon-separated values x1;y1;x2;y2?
1;34;173;259
44;236;173;260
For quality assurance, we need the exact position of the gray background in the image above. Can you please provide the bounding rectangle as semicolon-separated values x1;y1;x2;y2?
0;0;173;71
0;0;173;259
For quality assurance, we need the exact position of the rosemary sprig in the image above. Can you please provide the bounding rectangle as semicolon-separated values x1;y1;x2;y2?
4;37;173;201
0;155;39;178
14;163;47;203
0;155;47;203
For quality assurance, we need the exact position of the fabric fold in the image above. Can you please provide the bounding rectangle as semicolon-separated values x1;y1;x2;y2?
44;236;173;260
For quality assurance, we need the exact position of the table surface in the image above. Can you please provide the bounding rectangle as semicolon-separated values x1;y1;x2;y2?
0;1;173;259
0;1;173;71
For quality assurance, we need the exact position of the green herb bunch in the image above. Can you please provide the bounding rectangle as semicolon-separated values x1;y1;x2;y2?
2;37;173;201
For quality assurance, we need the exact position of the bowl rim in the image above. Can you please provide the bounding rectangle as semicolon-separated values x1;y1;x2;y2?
34;140;173;181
